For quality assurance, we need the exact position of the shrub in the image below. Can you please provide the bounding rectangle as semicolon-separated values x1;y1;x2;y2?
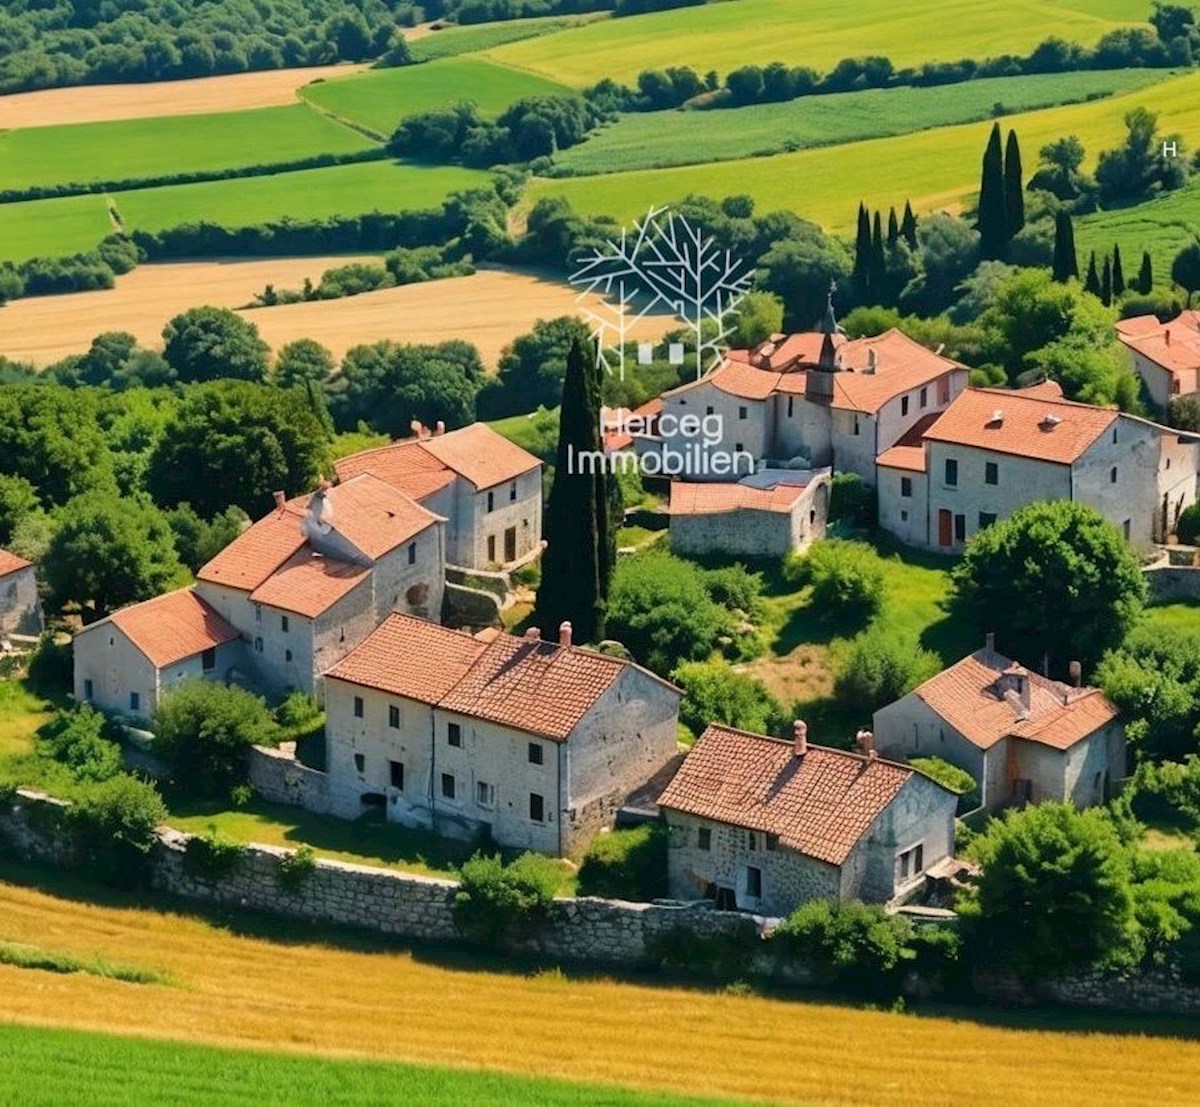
645;924;760;979
701;563;764;617
182;829;246;883
453;851;561;948
828;471;875;529
275;844;317;894
25;633;72;697
834;628;938;712
672;660;783;737
37;706;122;783
910;756;977;796
1177;502;1200;545
789;539;886;621
68;774;167;888
275;691;321;731
577;824;668;901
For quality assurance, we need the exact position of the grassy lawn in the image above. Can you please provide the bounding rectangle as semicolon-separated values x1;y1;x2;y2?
0;678;70;794
112;159;491;233
300;56;569;137
0;1024;747;1107
554;68;1170;175
1139;601;1200;635
487;406;560;461
0;105;375;192
408;14;609;64
0;192;111;262
528;69;1200;234
484;0;1150;87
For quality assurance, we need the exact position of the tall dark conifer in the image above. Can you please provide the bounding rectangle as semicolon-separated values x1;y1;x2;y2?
1101;254;1113;306
886;206;899;246
1112;244;1126;297
1051;211;1078;283
977;122;1009;260
900;200;918;249
870;210;886;303
535;338;603;644
1003;129;1025;237
591;353;620;614
1084;251;1101;297
852;202;872;296
1138;250;1153;294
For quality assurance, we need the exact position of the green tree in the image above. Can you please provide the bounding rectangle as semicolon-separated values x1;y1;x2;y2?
834;628;940;713
787;539;886;622
1095;107;1190;204
1101;253;1113;306
453;852;560;949
900;200;918;249
147;381;331;518
1112;243;1126;297
69;774;168;888
962;803;1137;979
852;202;872;297
886;206;899;246
977;122;1009;260
1171;241;1200;306
731;290;784;347
1031;135;1087;200
1003;128;1025;236
1084;251;1101;297
166;504;248;573
952;501;1146;674
0;474;40;546
1051;210;1079;283
1138;249;1154;293
488;316;591;418
869;210;887;303
672;660;783;738
42;492;181;622
759;228;852;329
273;338;335;388
901;212;979;315
162;306;270;383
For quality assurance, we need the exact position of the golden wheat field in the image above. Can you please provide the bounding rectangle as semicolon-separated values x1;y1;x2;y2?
0;64;370;130
0;871;1197;1107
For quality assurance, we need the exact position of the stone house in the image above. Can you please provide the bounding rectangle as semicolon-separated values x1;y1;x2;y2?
657;722;957;917
876;382;1200;550
0;549;42;638
668;469;830;558
872;636;1126;812
641;320;968;485
73;588;243;720
1116;311;1200;412
323;613;682;857
334;422;542;570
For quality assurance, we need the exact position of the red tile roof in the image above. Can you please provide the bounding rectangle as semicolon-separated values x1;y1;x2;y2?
249;551;370;618
657;725;920;866
105;588;240;668
669;480;811;515
0;549;32;579
921;387;1116;465
909;647;1119;751
876;444;927;472
1117;311;1200;393
334;440;458;501
317;474;441;561
197;506;306;592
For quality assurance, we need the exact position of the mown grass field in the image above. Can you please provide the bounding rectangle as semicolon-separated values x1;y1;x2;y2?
301;56;569;137
0;1025;749;1107
529;69;1200;234
112;159;491;234
484;0;1150;87
553;69;1172;175
408;13;608;63
0;193;112;262
0;105;375;192
1;865;1198;1107
1077;179;1200;290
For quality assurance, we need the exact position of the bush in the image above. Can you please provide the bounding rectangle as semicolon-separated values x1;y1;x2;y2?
25;634;73;697
577;824;668;901
910;756;977;796
275;844;317;894
182;829;246;883
833;628;938;712
672;660;783;737
38;706;122;783
700;563;764;617
453;851;561;948
828;471;875;529
1177;503;1200;545
275;691;321;731
68;774;167;888
789;539;886;622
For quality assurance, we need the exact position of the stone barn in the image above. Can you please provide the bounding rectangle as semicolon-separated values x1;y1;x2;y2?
0;549;41;639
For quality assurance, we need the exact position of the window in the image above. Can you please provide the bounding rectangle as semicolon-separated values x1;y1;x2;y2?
354;753;365;773
285;649;293;663
897;843;925;883
1112;426;1119;444
281;615;289;633
201;647;216;672
954;513;966;542
900;476;912;498
441;773;456;800
407;542;416;565
706;405;714;415
353;696;364;719
698;826;712;851
919;386;928;409
1123;518;1132;541
787;396;794;417
487;490;495;513
528;741;544;765
765;834;778;852
900;510;909;522
477;781;495;808
487;535;496;562
129;692;140;712
944;458;958;486
529;792;545;823
448;722;462;747
255;637;263;653
388;704;400;729
747;831;757;851
979;512;998;530
985;461;998;485
745;866;762;899
1110;466;1118;484
901;396;909;416
738;405;748;420
255;604;262;623
83;679;93;701
853;415;860;436
735;443;744;453
389;760;404;789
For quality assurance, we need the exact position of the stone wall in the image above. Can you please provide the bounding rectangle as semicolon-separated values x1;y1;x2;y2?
1144;563;1200;604
248;744;331;815
442;581;502;628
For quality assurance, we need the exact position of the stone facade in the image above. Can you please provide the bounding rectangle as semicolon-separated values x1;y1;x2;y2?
248;743;331;814
0;561;41;638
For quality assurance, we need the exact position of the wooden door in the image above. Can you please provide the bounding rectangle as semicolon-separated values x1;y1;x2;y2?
937;509;953;547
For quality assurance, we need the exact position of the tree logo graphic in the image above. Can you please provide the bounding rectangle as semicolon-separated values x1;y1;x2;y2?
569;205;753;380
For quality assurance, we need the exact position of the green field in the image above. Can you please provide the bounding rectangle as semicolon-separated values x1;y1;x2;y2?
1078;180;1200;289
0;192;112;262
301;56;569;137
529;69;1200;233
554;68;1173;176
112;159;491;233
485;0;1151;87
408;14;609;63
0;105;375;193
0;1025;746;1107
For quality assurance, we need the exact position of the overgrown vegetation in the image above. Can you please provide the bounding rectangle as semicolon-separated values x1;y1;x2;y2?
453;851;561;948
577;823;668;901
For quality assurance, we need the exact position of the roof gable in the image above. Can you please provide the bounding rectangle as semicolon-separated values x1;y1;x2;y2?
0;548;32;579
103;588;240;668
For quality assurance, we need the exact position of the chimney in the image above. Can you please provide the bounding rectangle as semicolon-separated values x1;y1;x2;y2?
273;490;286;513
435;420;446;436
409;419;422;438
523;626;541;642
865;348;877;374
856;729;876;759
1069;660;1082;688
793;719;808;757
985;631;995;653
1017;671;1031;713
558;620;572;648
1166;329;1172;347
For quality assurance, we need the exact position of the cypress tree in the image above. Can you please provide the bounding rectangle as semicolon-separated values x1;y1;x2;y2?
977;122;1009;260
852;202;872;296
1138;250;1153;293
1004;129;1025;237
1084;251;1101;297
1101;254;1113;306
1051;211;1079;283
535;337;603;644
887;206;899;246
1112;244;1126;297
591;352;620;613
870;210;886;304
900;200;918;249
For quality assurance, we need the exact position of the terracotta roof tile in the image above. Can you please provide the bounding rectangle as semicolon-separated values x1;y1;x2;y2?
328;613;488;703
876;444;927;472
669;480;810;515
657;725;919;865
910;648;1119;751
334;440;458;501
0;549;32;578
249;550;370;618
921;387;1116;465
197;506;306;592
1117;311;1200;393
106;588;240;668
